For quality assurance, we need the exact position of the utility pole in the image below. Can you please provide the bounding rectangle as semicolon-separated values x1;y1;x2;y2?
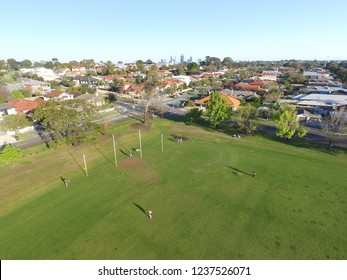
139;129;143;159
112;134;118;167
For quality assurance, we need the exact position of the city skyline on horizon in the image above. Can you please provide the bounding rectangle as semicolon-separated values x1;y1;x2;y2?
1;0;346;63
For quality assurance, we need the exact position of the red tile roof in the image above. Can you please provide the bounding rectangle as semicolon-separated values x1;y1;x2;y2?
7;97;44;113
232;83;264;91
195;92;240;108
44;91;63;98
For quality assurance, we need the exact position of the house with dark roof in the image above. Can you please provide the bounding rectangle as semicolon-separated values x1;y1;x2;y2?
72;76;98;86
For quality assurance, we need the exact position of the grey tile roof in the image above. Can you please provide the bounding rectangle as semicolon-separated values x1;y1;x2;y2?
0;103;15;110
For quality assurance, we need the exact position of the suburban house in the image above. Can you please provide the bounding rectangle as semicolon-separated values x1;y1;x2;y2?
117;83;144;98
44;91;74;100
166;75;192;86
195;92;241;110
258;70;281;81
293;94;347;111
72;75;98;86
156;70;173;77
20;67;58;81
18;78;51;94
7;97;45;114
76;93;105;106
305;86;347;95
303;68;332;79
0;103;17;120
296;109;323;122
232;83;265;93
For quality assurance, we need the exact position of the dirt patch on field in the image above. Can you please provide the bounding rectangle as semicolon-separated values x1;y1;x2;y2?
120;157;144;169
172;135;189;142
131;122;151;130
119;157;160;184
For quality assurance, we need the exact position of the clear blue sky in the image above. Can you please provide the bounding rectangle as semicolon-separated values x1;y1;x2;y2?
1;0;346;63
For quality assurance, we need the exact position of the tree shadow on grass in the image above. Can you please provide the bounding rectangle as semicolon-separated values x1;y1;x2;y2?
67;150;85;175
227;166;253;177
133;203;149;218
94;145;113;165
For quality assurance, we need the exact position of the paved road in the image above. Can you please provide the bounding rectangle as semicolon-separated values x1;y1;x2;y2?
259;124;347;149
12;94;190;149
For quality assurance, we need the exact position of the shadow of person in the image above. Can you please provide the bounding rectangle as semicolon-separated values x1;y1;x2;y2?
133;203;149;218
227;166;253;177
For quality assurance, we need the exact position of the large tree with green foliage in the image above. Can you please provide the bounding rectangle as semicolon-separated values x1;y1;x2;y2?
187;62;199;73
283;71;308;84
0;144;22;165
7;58;18;70
233;104;258;134
205;91;228;127
10;89;31;99
201;56;222;69
222;57;233;68
186;107;203;125
33;99;98;145
20;59;33;68
275;104;307;140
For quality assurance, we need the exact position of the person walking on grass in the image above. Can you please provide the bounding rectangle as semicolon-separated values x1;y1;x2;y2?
148;210;153;219
64;179;70;187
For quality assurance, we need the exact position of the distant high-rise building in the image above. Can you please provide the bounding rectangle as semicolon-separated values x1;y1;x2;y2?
198;58;202;64
169;56;173;64
180;54;184;64
189;56;193;62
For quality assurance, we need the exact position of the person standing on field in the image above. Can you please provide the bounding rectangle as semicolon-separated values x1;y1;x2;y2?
148;210;153;219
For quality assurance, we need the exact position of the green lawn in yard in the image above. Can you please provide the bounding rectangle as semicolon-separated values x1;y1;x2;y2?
0;119;346;260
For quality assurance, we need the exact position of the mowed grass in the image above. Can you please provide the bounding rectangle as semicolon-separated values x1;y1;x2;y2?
0;119;346;260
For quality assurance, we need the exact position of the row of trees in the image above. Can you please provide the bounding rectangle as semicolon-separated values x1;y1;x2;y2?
187;91;308;140
188;90;346;148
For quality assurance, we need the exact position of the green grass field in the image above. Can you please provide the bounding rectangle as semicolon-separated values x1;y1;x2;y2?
0;119;346;260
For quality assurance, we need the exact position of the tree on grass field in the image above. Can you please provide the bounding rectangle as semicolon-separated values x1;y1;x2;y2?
33;99;98;145
276;104;307;140
321;108;346;149
186;108;203;125
205;91;228;127
143;73;162;123
0;144;22;165
233;104;258;134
